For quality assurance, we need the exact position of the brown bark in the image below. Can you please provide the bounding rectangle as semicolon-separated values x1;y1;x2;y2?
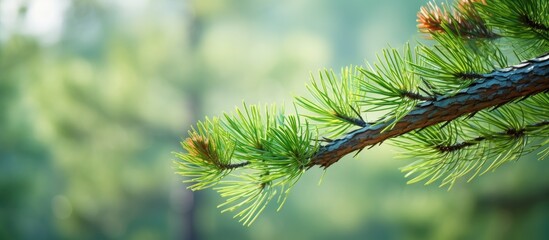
310;53;549;168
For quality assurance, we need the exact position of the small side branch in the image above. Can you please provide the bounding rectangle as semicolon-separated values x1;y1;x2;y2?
223;161;250;170
401;90;437;101
335;112;367;127
519;14;549;32
435;120;549;153
436;139;481;152
310;53;549;168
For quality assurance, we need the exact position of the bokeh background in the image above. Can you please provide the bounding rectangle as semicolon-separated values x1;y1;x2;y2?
1;0;549;239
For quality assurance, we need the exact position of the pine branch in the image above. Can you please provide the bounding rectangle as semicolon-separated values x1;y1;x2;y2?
435;120;549;152
175;0;549;225
311;53;549;168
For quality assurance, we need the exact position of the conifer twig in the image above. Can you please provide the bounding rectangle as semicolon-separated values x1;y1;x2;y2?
311;53;549;168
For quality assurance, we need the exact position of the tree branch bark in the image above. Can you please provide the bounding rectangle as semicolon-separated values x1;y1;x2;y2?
310;53;549;168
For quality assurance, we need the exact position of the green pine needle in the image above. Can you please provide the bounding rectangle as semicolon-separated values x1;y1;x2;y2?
174;117;238;190
296;67;365;138
396;102;549;189
477;0;549;56
359;43;426;130
175;103;316;226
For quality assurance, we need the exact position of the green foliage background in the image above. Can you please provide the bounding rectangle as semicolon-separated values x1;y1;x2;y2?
1;0;548;239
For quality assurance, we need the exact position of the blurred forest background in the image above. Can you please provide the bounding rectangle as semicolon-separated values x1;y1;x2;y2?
1;0;549;239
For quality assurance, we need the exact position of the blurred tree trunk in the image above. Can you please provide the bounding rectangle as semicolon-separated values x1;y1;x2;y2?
179;11;206;240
